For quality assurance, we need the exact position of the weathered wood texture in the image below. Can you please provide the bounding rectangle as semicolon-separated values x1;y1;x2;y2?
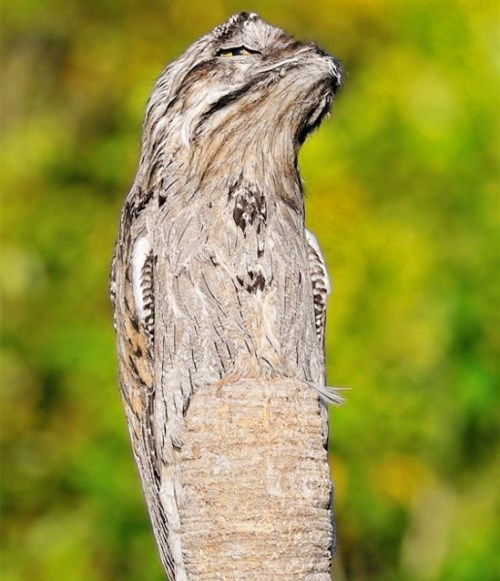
178;378;333;579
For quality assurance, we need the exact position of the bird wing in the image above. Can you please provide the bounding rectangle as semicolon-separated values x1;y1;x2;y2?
111;227;180;580
305;229;331;351
304;229;344;406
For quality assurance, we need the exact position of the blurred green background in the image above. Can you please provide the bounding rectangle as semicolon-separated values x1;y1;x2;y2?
1;0;498;579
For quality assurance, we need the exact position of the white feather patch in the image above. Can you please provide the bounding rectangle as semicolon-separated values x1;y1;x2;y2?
305;229;331;294
132;236;151;320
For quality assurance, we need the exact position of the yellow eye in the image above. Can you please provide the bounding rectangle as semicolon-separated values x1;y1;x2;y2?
216;46;259;58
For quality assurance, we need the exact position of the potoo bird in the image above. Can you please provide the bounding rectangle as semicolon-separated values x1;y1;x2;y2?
111;12;343;579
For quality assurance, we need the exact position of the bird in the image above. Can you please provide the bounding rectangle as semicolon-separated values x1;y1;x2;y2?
110;12;342;579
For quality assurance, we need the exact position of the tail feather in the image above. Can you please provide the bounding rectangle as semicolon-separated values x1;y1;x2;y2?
309;383;347;406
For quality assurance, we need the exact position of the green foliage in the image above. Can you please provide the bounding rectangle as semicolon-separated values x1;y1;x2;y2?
1;1;498;579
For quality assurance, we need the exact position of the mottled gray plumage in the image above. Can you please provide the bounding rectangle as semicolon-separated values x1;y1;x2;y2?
110;12;342;579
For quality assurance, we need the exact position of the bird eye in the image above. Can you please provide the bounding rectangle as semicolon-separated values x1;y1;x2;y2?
216;46;260;58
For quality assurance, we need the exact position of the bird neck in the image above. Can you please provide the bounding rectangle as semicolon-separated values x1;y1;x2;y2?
184;133;304;213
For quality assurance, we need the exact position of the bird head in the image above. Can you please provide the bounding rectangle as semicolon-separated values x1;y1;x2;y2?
140;13;342;193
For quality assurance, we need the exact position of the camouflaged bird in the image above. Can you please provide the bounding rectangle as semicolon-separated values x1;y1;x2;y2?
110;12;342;579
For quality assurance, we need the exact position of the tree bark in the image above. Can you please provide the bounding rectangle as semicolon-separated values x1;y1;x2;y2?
176;377;333;579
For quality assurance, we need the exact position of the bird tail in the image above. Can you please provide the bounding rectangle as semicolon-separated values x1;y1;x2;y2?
308;383;347;405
